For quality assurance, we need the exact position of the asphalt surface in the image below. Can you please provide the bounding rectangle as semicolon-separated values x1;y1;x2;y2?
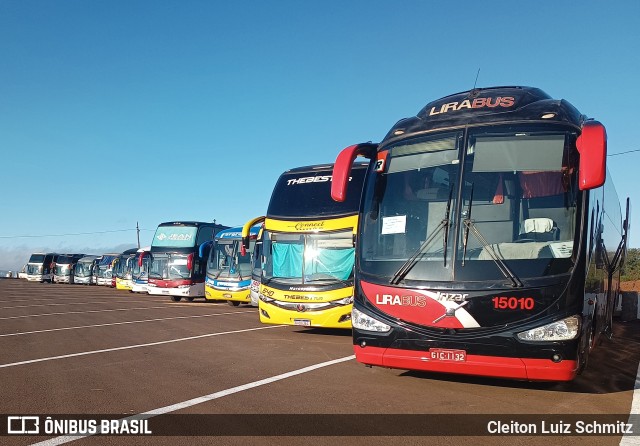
0;279;638;446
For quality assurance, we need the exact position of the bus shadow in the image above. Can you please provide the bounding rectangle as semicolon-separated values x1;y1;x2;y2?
399;319;640;394
294;328;353;337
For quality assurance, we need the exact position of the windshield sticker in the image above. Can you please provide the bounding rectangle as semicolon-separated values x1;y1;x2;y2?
381;215;406;235
152;226;198;248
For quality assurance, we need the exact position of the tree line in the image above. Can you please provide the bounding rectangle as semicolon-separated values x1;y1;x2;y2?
622;248;640;282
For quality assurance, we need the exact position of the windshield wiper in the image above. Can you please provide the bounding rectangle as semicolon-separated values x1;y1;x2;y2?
442;185;454;267
461;184;523;288
390;189;453;285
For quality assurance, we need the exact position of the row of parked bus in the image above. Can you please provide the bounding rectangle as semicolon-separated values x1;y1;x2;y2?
23;252;123;286
19;86;630;382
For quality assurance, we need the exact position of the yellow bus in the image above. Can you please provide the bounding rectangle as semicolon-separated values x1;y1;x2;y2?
114;248;138;291
243;163;367;329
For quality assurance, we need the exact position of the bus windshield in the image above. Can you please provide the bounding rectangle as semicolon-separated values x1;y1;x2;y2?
132;253;149;280
149;253;192;280
263;230;355;284
360;128;578;283
207;240;253;280
75;261;94;277
114;256;134;279
267;167;366;219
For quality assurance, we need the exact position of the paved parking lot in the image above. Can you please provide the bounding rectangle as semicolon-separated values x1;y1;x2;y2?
1;279;638;446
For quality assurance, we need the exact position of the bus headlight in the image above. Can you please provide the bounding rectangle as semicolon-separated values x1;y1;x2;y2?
352;308;391;333
332;297;354;306
516;315;580;342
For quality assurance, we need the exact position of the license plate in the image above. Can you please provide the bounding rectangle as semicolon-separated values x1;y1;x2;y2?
293;319;311;326
161;290;170;295
429;348;466;362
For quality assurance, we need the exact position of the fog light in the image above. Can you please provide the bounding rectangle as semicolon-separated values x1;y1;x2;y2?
338;313;352;323
261;309;270;319
552;354;562;363
360;340;367;347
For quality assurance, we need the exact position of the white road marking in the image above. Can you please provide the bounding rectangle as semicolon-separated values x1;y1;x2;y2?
0;306;170;320
0;311;250;337
0;295;143;303
0;300;149;309
0;325;285;369
620;361;640;445
30;355;355;445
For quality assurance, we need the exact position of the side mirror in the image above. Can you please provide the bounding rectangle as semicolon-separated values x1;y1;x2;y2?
331;143;377;202
576;121;606;190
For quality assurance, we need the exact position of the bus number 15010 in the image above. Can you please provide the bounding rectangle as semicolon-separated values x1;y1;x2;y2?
492;296;535;310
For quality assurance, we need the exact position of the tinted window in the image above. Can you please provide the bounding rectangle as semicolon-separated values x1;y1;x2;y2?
267;166;367;219
56;255;75;264
29;254;45;263
196;226;215;245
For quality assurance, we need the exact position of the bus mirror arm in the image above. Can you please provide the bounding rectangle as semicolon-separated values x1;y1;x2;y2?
198;241;212;258
331;143;377;202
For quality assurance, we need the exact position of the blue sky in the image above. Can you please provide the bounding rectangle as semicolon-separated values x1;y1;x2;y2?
1;0;639;271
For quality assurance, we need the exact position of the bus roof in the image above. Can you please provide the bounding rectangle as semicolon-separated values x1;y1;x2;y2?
97;255;117;266
56;254;86;263
380;86;585;148
157;221;217;227
280;162;368;175
77;255;101;263
215;226;260;240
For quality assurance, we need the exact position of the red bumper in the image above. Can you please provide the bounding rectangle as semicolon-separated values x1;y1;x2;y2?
355;345;578;382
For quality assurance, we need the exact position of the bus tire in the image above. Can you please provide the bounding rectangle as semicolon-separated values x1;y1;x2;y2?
187;297;195;302
227;301;241;307
578;313;596;375
171;296;182;302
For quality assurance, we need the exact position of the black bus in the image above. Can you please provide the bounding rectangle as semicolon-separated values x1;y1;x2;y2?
331;86;629;381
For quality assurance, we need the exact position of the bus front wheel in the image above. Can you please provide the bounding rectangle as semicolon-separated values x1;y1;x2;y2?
227;301;240;307
171;296;181;302
578;313;596;375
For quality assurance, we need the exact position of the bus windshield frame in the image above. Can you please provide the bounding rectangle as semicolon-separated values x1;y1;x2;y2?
149;253;193;280
207;239;254;281
262;229;356;285
359;125;580;285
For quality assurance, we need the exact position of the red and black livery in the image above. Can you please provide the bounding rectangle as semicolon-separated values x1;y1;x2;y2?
332;86;629;381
